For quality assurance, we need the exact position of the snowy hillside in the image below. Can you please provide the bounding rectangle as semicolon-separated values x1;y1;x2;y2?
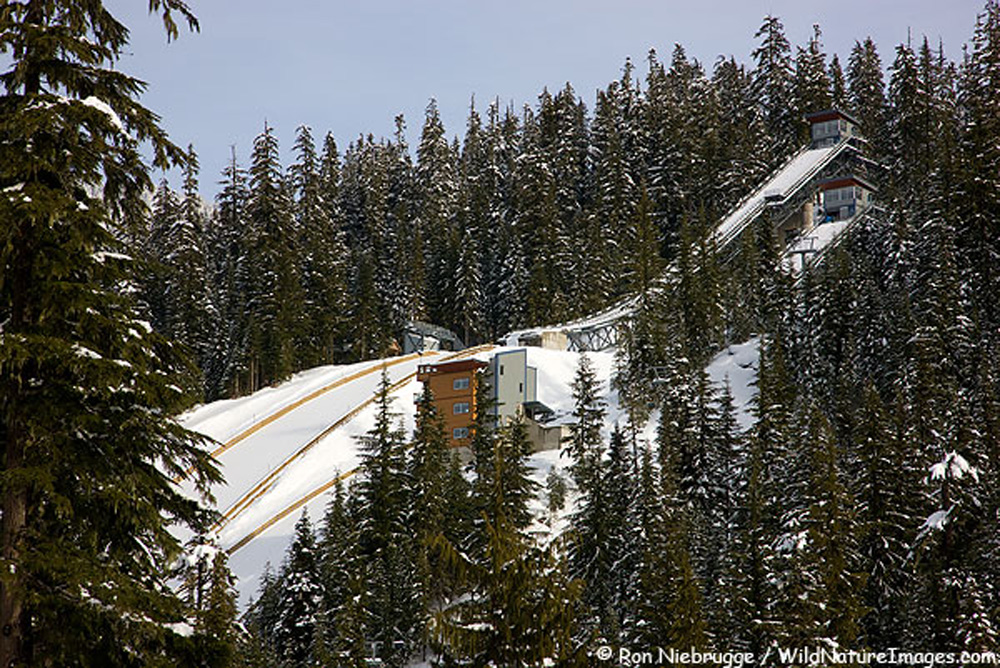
178;341;759;607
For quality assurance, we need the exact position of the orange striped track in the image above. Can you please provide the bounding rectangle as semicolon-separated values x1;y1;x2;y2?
226;344;494;554
175;352;434;482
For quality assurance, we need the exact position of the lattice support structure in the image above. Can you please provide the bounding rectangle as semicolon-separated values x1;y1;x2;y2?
566;322;619;352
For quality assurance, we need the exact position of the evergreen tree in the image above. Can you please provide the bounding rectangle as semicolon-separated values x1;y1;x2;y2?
407;382;453;651
588;76;638;301
244;122;302;390
487;415;540;535
516;102;565;325
674;207;724;364
416;99;459;327
277;511;325;667
634;431;709;654
847;37;887;152
829;53;848;108
0;2;223;664
912;451;989;650
144;180;182;333
318;475;352;640
454;225;483;345
244;564;283;666
752;15;798;163
435;413;582;666
546;467;568;522
957;0;1000;340
569;424;637;645
773;405;864;648
434;513;585;667
170;146;213;376
333;566;371;667
794;24;833;123
291;125;349;368
562;354;607;489
178;537;238;668
712;56;771;212
852;382;912;648
711;378;746;639
354;371;419;666
731;334;794;653
207;147;251;398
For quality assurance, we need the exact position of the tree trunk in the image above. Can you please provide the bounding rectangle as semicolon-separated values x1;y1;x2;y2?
1;240;30;667
0;419;27;667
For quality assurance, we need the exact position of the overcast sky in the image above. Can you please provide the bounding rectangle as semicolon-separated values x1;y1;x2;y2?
111;0;986;194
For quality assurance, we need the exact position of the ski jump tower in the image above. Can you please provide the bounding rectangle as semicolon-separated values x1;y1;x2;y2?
507;109;879;352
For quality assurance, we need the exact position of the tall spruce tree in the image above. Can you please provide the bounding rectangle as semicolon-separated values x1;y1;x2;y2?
291;125;349;368
957;0;1000;340
178;536;238;668
562;353;606;488
712;56;771;213
208;147;251;398
851;382;912;648
752;15;798;164
829;53;847;108
277;511;325;667
847;38;887;152
407;382;453;650
354;371;419;666
244;122;302;389
794;24;833;123
0;2;223;664
435;414;582;667
416;99;459;327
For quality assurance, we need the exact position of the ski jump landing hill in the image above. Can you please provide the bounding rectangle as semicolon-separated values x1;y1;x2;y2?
180;343;637;605
509;127;877;353
177;347;493;590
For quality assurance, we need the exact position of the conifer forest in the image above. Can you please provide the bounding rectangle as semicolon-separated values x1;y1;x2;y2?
2;0;1000;666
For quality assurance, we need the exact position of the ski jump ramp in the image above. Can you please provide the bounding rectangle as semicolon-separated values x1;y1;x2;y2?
508;138;860;351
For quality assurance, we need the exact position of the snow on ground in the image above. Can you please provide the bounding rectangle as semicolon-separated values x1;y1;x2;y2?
705;337;760;430
180;357;425;445
198;354;437;525
784;219;851;273
181;341;760;607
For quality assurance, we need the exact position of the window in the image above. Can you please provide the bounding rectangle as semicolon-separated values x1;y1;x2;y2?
453;427;469;439
499;364;504;376
453;377;470;390
453;402;470;414
519;382;523;393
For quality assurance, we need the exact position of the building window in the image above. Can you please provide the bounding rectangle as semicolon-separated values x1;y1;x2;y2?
453;377;470;390
453;402;470;414
499;364;504;376
453;427;469;439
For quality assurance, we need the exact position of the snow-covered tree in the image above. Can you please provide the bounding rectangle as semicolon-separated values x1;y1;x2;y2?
0;2;222;663
277;511;325;666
